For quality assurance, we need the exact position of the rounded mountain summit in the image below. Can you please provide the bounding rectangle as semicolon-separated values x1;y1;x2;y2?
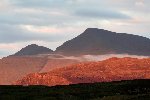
13;44;53;56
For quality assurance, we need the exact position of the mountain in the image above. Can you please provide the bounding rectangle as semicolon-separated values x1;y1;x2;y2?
56;28;150;56
13;44;53;56
15;57;150;86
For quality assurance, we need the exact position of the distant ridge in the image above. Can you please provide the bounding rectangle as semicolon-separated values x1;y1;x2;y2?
56;28;150;56
13;44;53;56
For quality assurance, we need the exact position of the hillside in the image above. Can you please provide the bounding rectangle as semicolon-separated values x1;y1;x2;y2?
56;28;150;56
15;57;150;86
40;58;80;72
0;54;81;85
0;56;48;85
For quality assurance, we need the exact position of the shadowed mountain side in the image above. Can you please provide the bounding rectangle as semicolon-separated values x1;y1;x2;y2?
15;57;150;86
56;28;150;56
13;44;53;56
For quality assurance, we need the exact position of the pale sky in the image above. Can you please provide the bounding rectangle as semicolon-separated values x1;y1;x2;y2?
0;0;150;57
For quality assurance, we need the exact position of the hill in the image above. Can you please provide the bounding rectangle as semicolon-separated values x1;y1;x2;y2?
0;56;47;85
15;57;150;86
56;28;150;56
0;54;81;84
13;44;53;56
1;79;150;100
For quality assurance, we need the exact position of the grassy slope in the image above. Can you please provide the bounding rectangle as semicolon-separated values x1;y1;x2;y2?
0;79;150;100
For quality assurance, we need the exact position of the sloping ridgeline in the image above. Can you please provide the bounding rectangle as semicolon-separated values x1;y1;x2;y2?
56;28;150;56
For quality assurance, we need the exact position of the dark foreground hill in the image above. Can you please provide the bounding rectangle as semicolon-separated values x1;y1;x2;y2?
1;79;150;100
13;44;53;56
56;28;150;56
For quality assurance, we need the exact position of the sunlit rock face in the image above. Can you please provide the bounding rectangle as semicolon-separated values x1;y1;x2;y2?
0;56;47;85
15;73;71;86
15;57;150;86
0;55;81;85
40;58;80;72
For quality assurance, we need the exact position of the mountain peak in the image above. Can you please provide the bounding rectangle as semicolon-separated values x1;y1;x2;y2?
85;28;99;31
25;44;39;48
13;44;53;56
28;44;38;46
56;28;150;56
84;28;106;34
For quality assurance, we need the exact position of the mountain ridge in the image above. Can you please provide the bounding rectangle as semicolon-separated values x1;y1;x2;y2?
56;28;150;56
9;28;150;57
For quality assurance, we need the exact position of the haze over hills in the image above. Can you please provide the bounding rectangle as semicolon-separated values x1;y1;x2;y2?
1;28;150;85
56;28;150;56
15;57;150;86
13;44;53;56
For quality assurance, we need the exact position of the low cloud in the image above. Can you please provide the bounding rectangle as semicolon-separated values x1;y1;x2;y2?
46;54;149;62
0;24;74;43
75;9;131;19
81;54;149;61
11;0;70;8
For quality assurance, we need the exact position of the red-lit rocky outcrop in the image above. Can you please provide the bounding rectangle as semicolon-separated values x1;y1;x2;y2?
15;57;150;86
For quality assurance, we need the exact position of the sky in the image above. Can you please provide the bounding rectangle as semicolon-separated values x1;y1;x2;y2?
0;0;150;58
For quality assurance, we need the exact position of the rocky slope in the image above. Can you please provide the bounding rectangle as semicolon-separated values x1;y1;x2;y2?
40;58;80;72
0;56;48;84
0;54;81;84
15;57;150;86
56;28;150;56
